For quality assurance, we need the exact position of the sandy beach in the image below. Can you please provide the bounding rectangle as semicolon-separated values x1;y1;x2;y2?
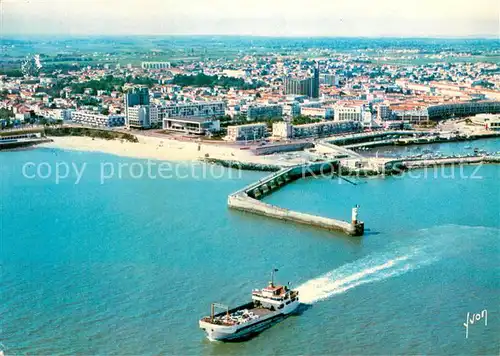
40;134;288;166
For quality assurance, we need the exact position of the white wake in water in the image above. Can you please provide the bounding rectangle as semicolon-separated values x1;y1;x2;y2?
297;247;437;304
296;225;499;304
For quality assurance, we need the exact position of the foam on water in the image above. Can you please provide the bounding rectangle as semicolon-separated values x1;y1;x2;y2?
296;225;496;304
297;253;431;304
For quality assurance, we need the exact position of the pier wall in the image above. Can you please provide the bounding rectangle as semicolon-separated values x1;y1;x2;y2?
241;161;338;199
252;142;314;156
401;155;500;169
203;158;282;172
228;194;364;236
384;155;500;172
228;161;365;237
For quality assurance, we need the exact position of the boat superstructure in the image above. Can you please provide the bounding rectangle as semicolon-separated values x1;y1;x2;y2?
199;269;299;341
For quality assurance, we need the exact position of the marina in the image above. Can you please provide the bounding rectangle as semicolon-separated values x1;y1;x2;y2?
361;136;500;160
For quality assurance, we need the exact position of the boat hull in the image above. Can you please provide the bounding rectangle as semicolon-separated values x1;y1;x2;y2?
200;299;299;341
201;312;287;341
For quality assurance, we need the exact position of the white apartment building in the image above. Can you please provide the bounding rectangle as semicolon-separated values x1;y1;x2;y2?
272;122;293;139
300;106;334;119
362;111;375;128
282;102;301;117
393;109;429;124
320;74;340;86
53;109;74;121
141;62;171;70
273;121;361;139
333;106;363;122
163;117;220;135
127;106;150;129
247;104;283;121
376;104;392;120
159;101;225;120
225;123;267;142
149;104;160;127
71;111;125;128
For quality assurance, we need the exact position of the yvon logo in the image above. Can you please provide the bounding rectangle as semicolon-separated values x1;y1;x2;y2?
463;309;487;339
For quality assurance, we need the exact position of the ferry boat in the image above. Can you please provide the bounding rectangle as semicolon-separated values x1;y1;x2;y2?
199;269;299;341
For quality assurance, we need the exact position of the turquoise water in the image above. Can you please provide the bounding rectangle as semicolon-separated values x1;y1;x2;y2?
1;145;499;355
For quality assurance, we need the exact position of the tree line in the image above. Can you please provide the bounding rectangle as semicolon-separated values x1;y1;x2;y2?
172;73;264;90
69;75;156;95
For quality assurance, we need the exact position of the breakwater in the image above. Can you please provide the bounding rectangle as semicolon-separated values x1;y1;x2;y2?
228;161;365;236
399;155;500;170
203;158;282;172
252;142;314;156
382;154;500;173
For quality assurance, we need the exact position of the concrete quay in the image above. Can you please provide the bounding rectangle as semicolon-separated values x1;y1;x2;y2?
401;155;499;169
203;158;282;172
325;130;432;146
228;161;365;237
252;141;314;156
384;154;500;171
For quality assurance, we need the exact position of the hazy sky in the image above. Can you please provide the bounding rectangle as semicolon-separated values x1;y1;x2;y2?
2;0;499;37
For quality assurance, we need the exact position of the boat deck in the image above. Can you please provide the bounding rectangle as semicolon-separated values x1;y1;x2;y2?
202;303;275;326
248;307;273;317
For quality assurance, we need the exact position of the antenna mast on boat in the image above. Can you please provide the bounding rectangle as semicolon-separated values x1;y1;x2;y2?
210;303;229;322
270;268;279;287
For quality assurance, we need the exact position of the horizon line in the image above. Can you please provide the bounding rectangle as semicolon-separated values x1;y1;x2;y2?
2;33;499;40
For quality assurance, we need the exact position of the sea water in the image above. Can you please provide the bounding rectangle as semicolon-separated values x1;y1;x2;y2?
1;146;499;355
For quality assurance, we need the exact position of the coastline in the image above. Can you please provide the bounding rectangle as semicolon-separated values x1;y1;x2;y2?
38;134;500;171
39;135;291;167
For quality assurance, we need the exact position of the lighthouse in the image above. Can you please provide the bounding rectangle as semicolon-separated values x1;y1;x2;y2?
351;205;360;225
